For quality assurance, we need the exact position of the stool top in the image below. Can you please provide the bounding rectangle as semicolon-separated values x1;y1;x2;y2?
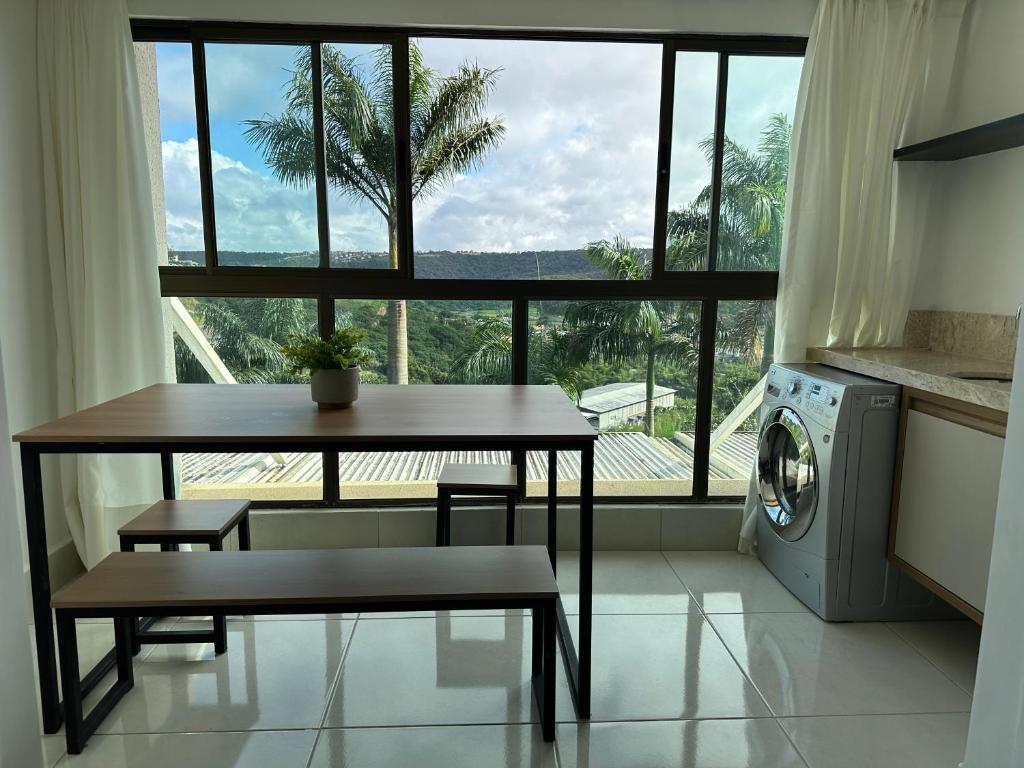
118;499;250;538
437;463;518;491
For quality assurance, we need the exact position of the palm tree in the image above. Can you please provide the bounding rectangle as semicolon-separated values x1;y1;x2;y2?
244;43;505;384
175;298;317;383
569;237;700;436
446;316;585;403
667;113;791;372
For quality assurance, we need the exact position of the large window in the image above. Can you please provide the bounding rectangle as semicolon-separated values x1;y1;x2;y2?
136;24;804;505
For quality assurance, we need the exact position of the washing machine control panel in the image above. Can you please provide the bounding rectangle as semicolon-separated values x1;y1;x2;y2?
767;371;840;424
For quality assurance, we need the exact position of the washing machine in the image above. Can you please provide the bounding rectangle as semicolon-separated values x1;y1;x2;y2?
756;363;952;621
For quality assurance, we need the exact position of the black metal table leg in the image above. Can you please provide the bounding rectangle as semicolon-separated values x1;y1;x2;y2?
160;451;175;500
578;442;594;718
547;450;557;574
21;445;62;733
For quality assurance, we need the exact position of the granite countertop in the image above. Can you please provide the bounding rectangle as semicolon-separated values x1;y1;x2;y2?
806;347;1012;413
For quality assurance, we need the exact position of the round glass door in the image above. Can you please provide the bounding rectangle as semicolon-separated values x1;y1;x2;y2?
757;407;818;542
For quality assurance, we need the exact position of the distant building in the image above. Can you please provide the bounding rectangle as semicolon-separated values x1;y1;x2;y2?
579;382;676;430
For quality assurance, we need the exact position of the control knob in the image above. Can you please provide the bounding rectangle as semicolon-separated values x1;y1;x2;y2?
787;379;801;395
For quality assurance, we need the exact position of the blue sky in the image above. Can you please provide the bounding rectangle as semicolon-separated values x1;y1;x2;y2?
154;40;801;255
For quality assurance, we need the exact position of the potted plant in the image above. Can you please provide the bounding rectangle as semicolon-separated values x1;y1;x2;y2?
281;327;372;410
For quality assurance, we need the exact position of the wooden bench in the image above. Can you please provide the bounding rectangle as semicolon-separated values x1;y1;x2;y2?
437;463;519;546
118;499;252;655
51;546;559;754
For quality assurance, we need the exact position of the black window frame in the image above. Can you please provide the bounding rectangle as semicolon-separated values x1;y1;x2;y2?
133;19;806;508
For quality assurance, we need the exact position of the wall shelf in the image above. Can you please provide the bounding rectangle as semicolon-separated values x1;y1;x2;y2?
893;113;1024;161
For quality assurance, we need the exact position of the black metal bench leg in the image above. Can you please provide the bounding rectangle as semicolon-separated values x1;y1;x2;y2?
542;601;556;742
505;493;516;545
209;538;228;654
238;513;252;551
56;612;84;754
119;538;143;656
437;491;451;547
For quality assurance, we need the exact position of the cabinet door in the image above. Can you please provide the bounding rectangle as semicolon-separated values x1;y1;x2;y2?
892;404;1005;618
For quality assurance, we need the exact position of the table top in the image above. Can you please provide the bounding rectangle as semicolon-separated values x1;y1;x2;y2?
13;384;597;446
51;546;559;609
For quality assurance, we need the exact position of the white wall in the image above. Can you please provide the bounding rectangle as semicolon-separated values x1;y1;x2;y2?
127;0;816;35
0;345;44;767
0;0;69;560
963;319;1024;766
910;0;1024;315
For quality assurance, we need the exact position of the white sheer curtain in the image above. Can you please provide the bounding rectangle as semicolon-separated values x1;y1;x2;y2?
37;0;168;568
739;0;966;552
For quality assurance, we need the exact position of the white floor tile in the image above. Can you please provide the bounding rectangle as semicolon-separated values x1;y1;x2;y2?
568;614;771;721
309;725;557;768
710;613;973;716
557;551;698;615
93;619;352;734
323;614;573;728
55;730;317;767
886;621;981;694
556;720;808;768
780;713;970;768
664;551;808;614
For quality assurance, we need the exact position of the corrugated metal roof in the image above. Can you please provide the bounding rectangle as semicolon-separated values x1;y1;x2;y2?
579;383;676;415
180;431;757;487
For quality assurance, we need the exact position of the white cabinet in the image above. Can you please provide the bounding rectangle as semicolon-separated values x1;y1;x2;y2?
890;389;1006;622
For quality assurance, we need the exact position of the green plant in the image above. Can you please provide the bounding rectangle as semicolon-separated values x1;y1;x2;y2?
280;327;372;375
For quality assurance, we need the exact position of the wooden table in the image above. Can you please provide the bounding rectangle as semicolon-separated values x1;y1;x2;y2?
13;383;598;733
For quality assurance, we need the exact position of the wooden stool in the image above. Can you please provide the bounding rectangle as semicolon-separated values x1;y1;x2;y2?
118;499;251;655
436;464;517;547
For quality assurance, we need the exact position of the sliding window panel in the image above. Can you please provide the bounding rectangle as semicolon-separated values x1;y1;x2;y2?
715;55;803;271
205;43;320;267
410;37;662;280
335;299;512;499
529;300;701;498
172;296;323;500
664;51;719;271
708;299;775;496
136;42;204;267
321;42;398;269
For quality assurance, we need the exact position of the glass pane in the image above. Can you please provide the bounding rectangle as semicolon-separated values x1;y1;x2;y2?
334;299;512;500
410;38;661;279
529;300;701;497
141;42;203;267
172;296;322;500
716;55;802;271
709;300;775;496
322;43;395;268
205;43;319;266
665;51;719;271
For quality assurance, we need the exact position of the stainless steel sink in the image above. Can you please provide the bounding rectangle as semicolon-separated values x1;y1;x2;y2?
949;370;1013;383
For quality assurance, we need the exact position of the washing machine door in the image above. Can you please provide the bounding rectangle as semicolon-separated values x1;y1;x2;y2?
757;406;818;542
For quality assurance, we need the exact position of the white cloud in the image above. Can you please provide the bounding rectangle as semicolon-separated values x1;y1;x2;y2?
159;42;801;255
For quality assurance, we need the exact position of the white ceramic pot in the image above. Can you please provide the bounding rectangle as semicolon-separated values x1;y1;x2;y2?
309;367;360;410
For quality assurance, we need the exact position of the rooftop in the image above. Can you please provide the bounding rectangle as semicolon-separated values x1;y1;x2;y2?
180;430;758;499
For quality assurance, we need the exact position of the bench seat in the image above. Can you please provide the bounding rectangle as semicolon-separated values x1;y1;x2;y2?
51;546;559;753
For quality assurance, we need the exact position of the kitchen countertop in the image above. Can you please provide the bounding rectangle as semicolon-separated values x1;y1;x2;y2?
806;346;1012;413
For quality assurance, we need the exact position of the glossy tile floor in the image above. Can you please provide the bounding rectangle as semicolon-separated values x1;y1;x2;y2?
32;551;979;767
